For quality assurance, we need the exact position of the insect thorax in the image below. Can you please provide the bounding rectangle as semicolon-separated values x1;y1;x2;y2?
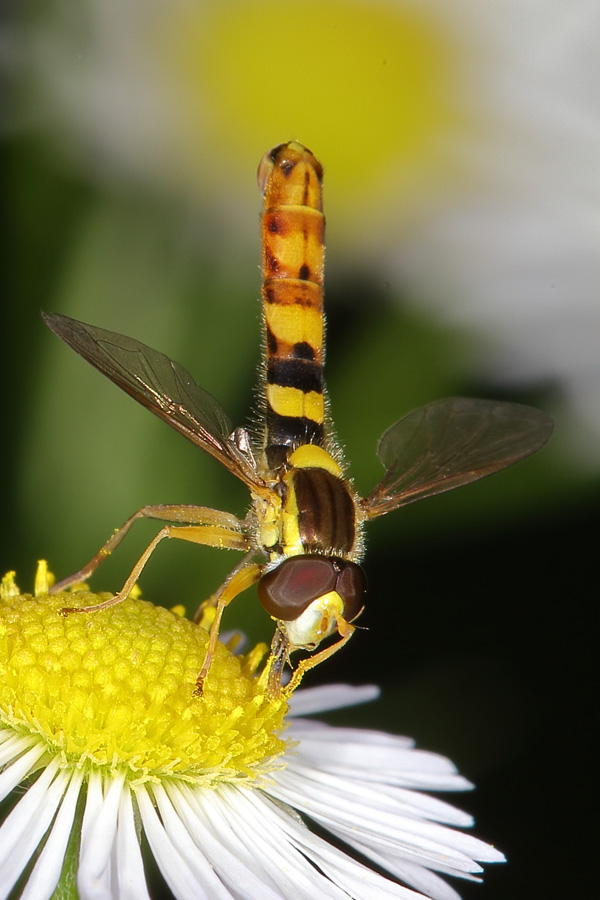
255;444;362;561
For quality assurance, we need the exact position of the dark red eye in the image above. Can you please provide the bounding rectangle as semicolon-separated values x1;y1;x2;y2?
258;556;337;620
257;555;366;622
335;561;367;622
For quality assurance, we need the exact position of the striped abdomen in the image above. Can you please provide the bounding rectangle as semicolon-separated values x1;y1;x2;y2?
258;143;325;466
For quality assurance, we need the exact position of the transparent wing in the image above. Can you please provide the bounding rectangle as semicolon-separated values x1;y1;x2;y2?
364;397;554;519
43;312;266;491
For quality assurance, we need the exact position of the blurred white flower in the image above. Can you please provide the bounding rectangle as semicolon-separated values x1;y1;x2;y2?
393;0;600;464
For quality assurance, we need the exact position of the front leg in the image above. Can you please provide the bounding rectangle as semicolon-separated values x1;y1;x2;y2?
60;519;251;616
194;561;264;695
282;615;357;698
51;504;249;593
266;627;291;698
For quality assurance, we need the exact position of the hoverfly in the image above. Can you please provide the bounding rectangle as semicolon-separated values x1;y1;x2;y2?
44;142;553;696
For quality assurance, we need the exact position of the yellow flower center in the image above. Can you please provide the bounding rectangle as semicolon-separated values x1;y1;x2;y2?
0;573;287;785
155;0;468;216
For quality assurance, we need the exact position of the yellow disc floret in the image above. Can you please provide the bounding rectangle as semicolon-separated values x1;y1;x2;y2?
0;573;287;786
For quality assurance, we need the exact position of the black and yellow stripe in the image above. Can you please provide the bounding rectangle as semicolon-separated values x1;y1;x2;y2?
258;143;326;462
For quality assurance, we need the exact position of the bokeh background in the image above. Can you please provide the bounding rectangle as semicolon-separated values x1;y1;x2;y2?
3;1;597;897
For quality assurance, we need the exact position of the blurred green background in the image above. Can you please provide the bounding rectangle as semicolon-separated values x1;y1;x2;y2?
2;1;597;897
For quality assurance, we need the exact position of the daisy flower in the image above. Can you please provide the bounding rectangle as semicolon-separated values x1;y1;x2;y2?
0;563;504;900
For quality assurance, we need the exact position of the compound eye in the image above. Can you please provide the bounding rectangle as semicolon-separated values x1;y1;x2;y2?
335;561;367;622
258;556;338;621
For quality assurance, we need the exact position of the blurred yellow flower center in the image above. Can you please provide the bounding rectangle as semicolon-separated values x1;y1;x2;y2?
0;572;287;785
158;0;466;209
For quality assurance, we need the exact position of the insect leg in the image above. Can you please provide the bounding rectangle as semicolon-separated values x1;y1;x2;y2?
191;545;258;625
194;561;263;695
60;516;251;615
51;504;247;592
281;616;356;698
265;628;290;698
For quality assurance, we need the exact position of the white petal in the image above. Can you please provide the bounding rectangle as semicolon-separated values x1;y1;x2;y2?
272;768;465;840
0;758;69;899
115;787;151;900
20;768;84;900
150;782;235;899
358;856;465;900
164;782;285;900
270;768;495;876
136;783;218;900
327;818;501;877
277;764;474;827
246;789;422;900
0;729;13;749
298;842;424;900
0;732;39;769
288;723;472;791
0;742;46;802
288;722;413;750
338;833;488;896
288;684;380;716
78;770;126;900
217;786;349;900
